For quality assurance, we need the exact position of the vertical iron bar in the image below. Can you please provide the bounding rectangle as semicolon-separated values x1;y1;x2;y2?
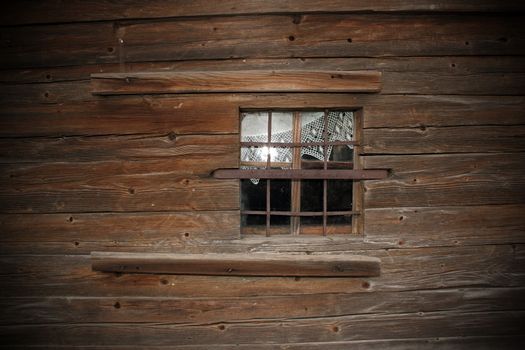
291;112;302;235
322;109;328;236
266;111;272;236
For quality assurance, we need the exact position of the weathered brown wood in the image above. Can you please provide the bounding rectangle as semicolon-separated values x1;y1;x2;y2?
2;56;524;86
91;70;382;95
118;14;525;63
1;205;523;255
363;153;525;207
0;211;240;255
213;169;388;180
363;126;525;154
2;15;524;69
365;204;525;247
0;134;238;163
1;245;522;297
1;94;523;138
0;160;239;213
3;0;524;25
1;310;523;346
5;337;524;350
91;251;381;277
2;287;523;324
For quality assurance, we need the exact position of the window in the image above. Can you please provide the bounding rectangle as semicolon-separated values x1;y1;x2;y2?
239;109;361;236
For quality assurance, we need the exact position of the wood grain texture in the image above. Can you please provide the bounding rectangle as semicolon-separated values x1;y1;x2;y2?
91;70;382;95
363;153;525;207
0;310;523;346
1;94;523;138
2;14;524;68
2;287;522;324
363;125;525;154
3;0;524;25
91;251;381;277
0;159;239;213
2;245;523;297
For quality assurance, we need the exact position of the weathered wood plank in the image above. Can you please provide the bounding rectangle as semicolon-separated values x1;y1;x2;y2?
363;126;525;154
2;205;523;255
0;211;240;255
1;94;523;137
3;0;524;25
0;134;237;163
1;245;522;297
0;22;117;69
91;70;382;95
2;14;524;68
118;14;525;63
5;337;525;350
1;288;523;325
91;251;381;277
0;159;238;213
2;56;524;85
365;204;525;247
1;310;523;346
364;153;525;207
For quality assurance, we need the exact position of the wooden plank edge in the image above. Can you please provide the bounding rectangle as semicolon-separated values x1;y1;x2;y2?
91;70;382;95
91;251;381;277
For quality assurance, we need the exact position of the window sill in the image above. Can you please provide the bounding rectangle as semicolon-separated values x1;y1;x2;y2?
91;251;380;277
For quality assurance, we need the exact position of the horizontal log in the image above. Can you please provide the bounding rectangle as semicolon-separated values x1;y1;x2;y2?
2;56;525;86
1;94;523;137
1;204;524;255
1;245;522;297
363;125;525;154
213;169;388;180
0;160;238;213
2;14;524;68
1;287;522;325
3;0;524;25
363;153;525;207
4;337;524;350
91;251;381;277
91;70;382;95
1;310;523;346
0;134;238;163
118;14;525;63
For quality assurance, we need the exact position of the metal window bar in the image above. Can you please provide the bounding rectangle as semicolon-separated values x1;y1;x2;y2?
240;141;358;147
242;210;359;216
323;109;328;236
266;111;272;237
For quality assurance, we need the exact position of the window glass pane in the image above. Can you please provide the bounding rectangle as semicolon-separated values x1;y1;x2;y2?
241;111;268;142
301;179;323;212
241;179;266;211
241;215;266;235
270;179;291;211
270;216;290;232
271;112;293;143
327;180;353;211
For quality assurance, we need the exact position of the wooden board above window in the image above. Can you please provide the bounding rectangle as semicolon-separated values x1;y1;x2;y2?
91;70;382;95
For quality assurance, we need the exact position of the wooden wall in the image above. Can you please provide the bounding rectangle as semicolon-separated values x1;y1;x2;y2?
1;1;525;348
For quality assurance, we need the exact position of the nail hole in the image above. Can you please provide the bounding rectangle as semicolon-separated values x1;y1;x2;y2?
347;38;353;43
332;326;340;332
128;188;135;194
168;132;177;141
398;240;404;246
464;41;470;46
74;241;79;246
362;281;370;289
213;27;218;31
498;37;508;43
288;35;295;41
68;216;74;222
160;279;169;285
45;74;52;80
44;92;49;98
184;232;190;237
218;325;225;330
113;302;121;309
450;63;456;68
107;47;114;53
399;216;404;221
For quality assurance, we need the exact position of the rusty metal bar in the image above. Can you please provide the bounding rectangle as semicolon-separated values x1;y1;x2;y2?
322;109;328;236
242;210;359;216
266;111;272;237
213;169;388;180
240;160;353;169
241;141;358;147
291;112;302;235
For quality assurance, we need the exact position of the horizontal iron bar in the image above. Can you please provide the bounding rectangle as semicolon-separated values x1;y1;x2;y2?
241;141;358;147
213;169;388;180
242;210;359;217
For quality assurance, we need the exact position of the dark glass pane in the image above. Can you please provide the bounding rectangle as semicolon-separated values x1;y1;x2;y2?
270;179;291;211
271;215;290;231
329;145;353;162
327;215;352;226
241;215;266;229
241;179;266;211
301;179;323;212
327;180;353;211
